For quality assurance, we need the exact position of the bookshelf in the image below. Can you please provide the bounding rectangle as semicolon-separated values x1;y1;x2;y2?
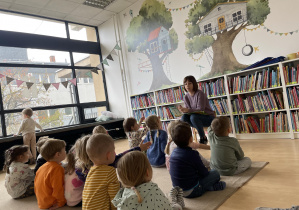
130;57;299;139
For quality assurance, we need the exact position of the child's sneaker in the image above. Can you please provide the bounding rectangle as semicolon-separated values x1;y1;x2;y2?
208;181;226;191
176;187;185;208
200;136;208;144
170;186;185;208
169;186;178;203
171;203;183;210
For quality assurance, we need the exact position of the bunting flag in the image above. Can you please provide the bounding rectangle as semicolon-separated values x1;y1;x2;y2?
6;77;14;85
190;52;204;62
114;44;121;50
102;59;109;66
85;71;93;78
247;23;299;36
166;0;197;12
61;81;68;89
26;82;34;89
16;80;24;87
90;68;99;74
70;78;77;86
97;64;103;70
106;54;114;61
52;83;60;90
43;83;51;91
111;49;118;56
0;74;4;78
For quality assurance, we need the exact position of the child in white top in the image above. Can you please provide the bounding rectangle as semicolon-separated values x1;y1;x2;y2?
112;151;183;210
165;120;210;171
14;108;44;164
123;116;148;148
4;145;35;199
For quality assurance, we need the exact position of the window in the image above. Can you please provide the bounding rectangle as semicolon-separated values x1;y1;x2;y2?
150;41;159;53
68;24;97;42
232;11;242;22
204;23;212;33
73;53;100;67
84;107;107;119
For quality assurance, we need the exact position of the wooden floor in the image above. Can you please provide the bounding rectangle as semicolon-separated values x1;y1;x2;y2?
0;138;298;210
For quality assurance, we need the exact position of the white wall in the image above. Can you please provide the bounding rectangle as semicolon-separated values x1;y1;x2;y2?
98;17;130;118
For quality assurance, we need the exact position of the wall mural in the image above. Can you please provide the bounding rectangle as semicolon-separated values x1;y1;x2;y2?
185;0;270;78
126;0;178;90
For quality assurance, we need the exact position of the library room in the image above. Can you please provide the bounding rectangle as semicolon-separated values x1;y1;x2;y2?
0;0;298;210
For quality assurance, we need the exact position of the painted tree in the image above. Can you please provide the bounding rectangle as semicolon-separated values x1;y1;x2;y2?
185;0;270;76
126;0;178;90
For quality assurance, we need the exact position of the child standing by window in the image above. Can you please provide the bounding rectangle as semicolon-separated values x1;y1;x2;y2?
4;145;35;199
170;121;226;198
208;116;252;176
165;120;210;171
143;115;167;167
123;116;148;148
112;151;183;210
14;108;44;164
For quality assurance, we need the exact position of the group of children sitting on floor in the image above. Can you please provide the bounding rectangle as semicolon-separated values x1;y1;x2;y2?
3;108;252;210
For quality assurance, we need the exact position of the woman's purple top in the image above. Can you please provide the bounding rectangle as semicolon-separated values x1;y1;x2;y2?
184;90;214;116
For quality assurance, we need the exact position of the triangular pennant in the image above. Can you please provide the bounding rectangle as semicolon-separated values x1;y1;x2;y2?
111;49;118;56
296;30;299;33
0;74;4;78
183;6;185;9
190;3;193;6
176;8;178;11
97;64;103;70
16;80;24;87
275;32;278;35
263;27;266;29
90;68;99;74
270;31;274;34
285;33;288;36
52;83;60;90
172;9;175;11
26;82;34;89
168;9;171;11
70;78;77;86
106;54;114;61
267;29;270;32
290;32;294;35
43;83;51;91
6;77;14;85
102;59;109;66
187;5;189;8
86;71;92;78
114;44;121;50
61;81;68;89
180;8;182;10
279;33;283;36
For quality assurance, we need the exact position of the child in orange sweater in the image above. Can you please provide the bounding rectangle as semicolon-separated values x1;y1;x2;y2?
34;139;67;210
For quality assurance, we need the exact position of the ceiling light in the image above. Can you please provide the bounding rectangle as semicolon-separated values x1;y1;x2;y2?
84;0;115;9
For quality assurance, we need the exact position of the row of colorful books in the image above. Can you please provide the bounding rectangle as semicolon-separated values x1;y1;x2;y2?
156;86;185;105
290;110;299;131
162;121;170;132
283;64;299;85
231;90;284;114
228;68;281;94
209;98;229;115
234;112;289;133
286;86;299;108
198;78;226;97
131;93;155;109
158;106;183;121
133;108;157;122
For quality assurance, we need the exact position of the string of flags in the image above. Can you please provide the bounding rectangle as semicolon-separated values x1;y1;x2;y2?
190;52;204;62
166;0;198;12
0;43;122;91
245;24;299;36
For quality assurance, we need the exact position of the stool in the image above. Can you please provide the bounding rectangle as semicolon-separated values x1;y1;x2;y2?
192;127;208;143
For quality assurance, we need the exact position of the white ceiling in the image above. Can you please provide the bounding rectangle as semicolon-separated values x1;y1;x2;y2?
0;0;138;26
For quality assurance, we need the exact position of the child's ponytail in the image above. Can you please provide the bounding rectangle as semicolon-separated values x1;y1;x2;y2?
131;187;143;203
65;145;76;175
3;145;29;174
164;139;172;155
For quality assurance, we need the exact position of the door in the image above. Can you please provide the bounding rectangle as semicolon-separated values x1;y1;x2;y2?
218;16;226;31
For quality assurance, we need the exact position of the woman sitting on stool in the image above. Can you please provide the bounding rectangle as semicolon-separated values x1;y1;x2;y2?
178;75;215;144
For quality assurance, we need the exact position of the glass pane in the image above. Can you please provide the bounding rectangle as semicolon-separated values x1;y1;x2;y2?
0;67;75;109
0;11;66;38
68;23;97;42
5;107;79;135
0;46;71;65
73;52;100;67
84;106;107;119
75;69;106;103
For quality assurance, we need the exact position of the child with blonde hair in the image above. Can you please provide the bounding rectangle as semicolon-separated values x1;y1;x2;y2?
34;136;53;174
123;116;148;148
35;139;67;210
4;145;35;199
82;134;119;210
143;115;167;167
92;125;108;134
112;151;183;210
165;120;210;171
14;108;44;164
209;116;251;176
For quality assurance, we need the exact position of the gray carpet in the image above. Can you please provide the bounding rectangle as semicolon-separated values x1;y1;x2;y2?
152;161;269;210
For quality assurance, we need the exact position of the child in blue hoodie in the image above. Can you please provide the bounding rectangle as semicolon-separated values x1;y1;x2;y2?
143;115;167;167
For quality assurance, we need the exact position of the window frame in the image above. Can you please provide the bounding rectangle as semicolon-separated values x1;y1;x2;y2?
0;9;109;137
